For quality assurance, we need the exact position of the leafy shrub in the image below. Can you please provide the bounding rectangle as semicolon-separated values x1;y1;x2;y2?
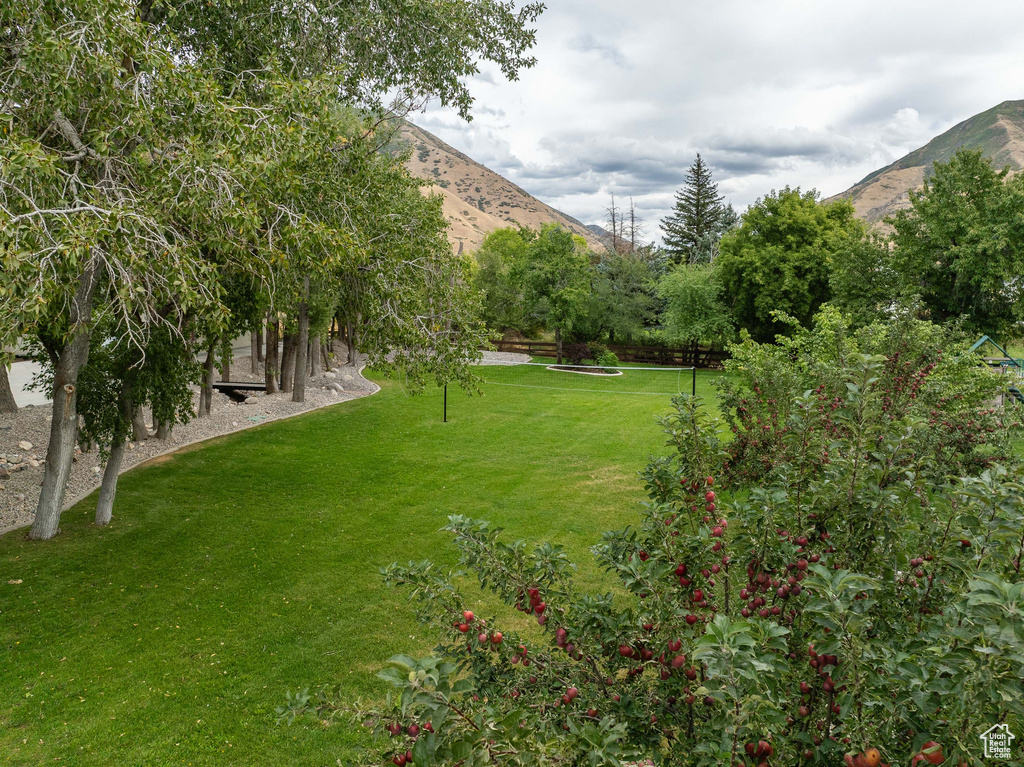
595;350;619;372
564;342;590;366
719;307;1019;485
285;350;1024;766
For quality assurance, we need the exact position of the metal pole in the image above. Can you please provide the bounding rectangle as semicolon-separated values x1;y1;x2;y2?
692;367;696;397
443;384;447;422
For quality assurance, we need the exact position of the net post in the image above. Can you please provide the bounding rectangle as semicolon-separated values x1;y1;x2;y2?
692;367;696;397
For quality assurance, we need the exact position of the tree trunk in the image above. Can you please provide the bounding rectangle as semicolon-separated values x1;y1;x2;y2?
220;340;231;382
31;258;102;540
293;282;310;403
556;327;563;365
0;361;18;413
346;318;357;365
321;342;331;371
199;344;215;416
156;420;171;439
280;332;297;392
96;381;136;525
132;407;149;441
250;332;259;374
95;438;126;526
309;335;320;376
265;316;280;394
256;326;265;363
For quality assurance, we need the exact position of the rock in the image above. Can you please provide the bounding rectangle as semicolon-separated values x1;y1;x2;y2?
28;459;40;468
9;455;21;464
128;442;135;450
245;396;259;404
91;466;101;474
231;421;238;427
323;371;337;380
342;374;354;382
18;441;33;450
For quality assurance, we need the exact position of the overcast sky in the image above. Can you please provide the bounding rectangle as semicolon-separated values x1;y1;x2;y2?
410;0;1024;242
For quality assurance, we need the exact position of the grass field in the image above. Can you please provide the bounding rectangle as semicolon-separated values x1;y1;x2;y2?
0;364;723;766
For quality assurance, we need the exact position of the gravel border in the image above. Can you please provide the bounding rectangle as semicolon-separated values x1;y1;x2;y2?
0;343;378;538
476;351;531;365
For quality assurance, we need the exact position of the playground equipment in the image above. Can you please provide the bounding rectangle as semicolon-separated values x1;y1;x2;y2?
971;336;1024;404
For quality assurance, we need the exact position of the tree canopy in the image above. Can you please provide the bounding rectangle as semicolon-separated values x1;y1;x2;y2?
715;187;863;342
473;227;536;334
521;225;591;358
658;263;733;348
888;148;1024;339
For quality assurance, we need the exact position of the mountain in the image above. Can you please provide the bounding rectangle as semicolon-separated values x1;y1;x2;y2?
832;100;1024;224
396;121;606;253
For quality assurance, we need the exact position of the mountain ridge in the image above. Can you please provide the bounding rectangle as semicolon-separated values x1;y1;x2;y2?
396;121;606;253
831;99;1024;224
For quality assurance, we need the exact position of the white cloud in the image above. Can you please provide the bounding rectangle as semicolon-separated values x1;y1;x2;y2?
412;0;1024;240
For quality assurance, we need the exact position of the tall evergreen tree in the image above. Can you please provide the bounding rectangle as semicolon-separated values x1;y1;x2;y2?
661;153;725;264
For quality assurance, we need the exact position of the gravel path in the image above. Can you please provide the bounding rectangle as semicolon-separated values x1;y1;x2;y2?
0;343;377;537
476;351;531;365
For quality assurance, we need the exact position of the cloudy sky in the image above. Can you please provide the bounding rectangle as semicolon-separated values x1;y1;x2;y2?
411;0;1024;242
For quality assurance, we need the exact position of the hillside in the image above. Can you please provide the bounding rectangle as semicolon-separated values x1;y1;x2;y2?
396;121;606;253
832;99;1024;224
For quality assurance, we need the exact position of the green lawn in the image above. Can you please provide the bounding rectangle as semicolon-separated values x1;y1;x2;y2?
0;365;724;766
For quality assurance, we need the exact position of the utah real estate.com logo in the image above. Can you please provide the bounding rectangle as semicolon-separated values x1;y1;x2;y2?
980;723;1015;759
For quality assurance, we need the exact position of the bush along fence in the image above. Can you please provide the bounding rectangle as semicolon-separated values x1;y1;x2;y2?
491;339;729;368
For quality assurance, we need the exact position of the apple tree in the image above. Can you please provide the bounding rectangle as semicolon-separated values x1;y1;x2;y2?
285;335;1024;766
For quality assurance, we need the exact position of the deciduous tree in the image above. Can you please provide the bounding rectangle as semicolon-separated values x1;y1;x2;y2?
521;226;591;363
715;188;862;342
889;148;1024;339
2;0;544;538
658;264;733;348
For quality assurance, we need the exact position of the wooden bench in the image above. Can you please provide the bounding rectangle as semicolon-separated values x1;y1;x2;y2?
211;381;267;393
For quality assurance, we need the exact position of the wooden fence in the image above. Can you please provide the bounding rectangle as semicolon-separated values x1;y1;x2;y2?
491;340;729;368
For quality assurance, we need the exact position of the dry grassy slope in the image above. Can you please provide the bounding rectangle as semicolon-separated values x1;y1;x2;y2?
398;121;606;253
829;100;1024;225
